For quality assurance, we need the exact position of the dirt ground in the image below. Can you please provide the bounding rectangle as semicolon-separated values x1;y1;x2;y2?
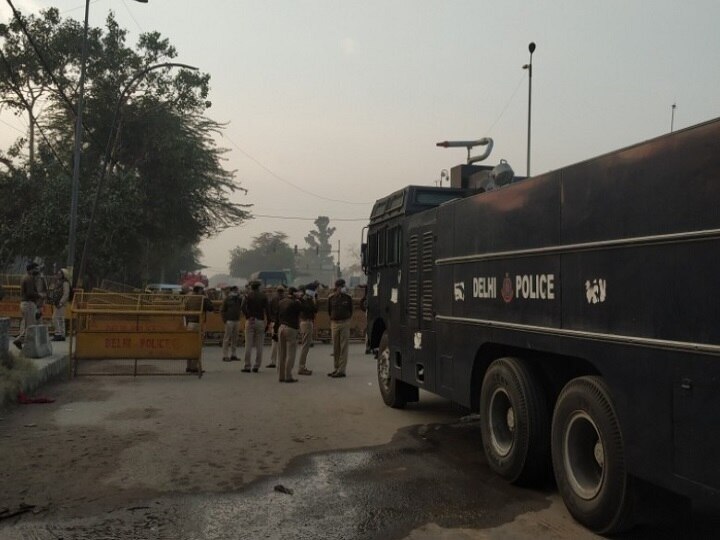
3;344;716;539
0;343;460;521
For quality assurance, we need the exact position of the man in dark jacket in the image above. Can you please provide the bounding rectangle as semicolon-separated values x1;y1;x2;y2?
277;287;302;382
13;262;41;350
328;278;354;378
297;292;318;375
221;285;243;363
266;286;286;368
241;280;269;372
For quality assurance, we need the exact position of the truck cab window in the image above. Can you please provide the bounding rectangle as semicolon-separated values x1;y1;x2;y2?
368;233;378;268
386;226;402;265
377;229;386;266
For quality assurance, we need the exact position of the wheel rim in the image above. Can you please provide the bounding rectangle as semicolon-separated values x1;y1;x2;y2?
378;344;391;392
489;388;515;457
563;411;605;500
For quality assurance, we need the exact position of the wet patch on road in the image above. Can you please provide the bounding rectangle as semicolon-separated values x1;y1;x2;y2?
3;420;719;539
1;420;551;539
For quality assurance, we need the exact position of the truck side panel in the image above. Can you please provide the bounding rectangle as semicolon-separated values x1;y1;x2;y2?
561;119;720;244
432;119;720;497
436;171;562;261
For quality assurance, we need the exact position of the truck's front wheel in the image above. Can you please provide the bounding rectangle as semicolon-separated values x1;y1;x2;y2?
377;331;407;409
479;357;550;485
551;376;633;534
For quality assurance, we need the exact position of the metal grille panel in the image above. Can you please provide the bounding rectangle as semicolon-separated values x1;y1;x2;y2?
408;280;418;318
421;231;434;320
408;234;419;318
422;280;434;321
422;231;434;271
408;235;419;273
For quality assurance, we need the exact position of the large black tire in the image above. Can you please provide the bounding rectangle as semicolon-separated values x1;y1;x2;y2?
551;376;633;535
479;357;551;486
377;331;407;409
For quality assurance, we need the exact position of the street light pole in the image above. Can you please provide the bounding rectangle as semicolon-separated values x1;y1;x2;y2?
670;103;677;132
76;62;198;287
522;42;536;177
66;0;148;283
65;0;91;278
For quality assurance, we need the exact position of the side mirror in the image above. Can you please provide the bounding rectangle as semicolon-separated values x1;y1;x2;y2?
361;243;368;274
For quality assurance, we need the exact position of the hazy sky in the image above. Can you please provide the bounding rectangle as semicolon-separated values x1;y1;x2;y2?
3;1;720;277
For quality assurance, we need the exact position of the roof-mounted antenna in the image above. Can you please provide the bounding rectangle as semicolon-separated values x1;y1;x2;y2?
435;137;494;164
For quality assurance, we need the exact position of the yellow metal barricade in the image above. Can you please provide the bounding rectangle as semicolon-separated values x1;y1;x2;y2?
98;279;141;293
205;301;226;344
314;290;331;343
0;284;22;333
70;291;204;377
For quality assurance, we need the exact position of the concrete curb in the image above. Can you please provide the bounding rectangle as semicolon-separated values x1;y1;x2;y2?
0;343;70;409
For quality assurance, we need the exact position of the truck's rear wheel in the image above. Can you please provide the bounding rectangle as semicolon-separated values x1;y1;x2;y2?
479;357;550;485
551;376;633;534
377;331;407;409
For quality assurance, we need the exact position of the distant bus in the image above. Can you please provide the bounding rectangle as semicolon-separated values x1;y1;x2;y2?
249;271;288;288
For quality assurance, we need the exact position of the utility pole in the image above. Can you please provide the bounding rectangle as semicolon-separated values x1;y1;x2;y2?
66;0;149;285
66;0;91;279
336;240;341;279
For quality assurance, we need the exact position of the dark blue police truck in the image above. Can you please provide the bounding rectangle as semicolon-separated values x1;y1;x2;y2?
362;118;720;534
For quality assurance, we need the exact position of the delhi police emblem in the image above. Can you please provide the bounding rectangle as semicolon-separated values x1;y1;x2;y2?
501;273;514;303
453;282;465;301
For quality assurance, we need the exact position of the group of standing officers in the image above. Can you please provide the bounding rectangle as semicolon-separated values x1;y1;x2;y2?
206;278;355;382
10;261;71;351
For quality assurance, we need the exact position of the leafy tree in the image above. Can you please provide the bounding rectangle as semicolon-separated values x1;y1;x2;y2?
295;216;338;279
0;9;250;284
304;216;335;263
229;232;295;280
0;8;72;176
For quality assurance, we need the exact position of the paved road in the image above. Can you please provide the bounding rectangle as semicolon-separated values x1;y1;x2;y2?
1;343;717;539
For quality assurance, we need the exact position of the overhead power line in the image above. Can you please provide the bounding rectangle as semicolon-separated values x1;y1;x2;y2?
120;0;145;32
60;1;101;15
0;115;25;134
221;132;373;206
253;213;367;222
485;72;527;136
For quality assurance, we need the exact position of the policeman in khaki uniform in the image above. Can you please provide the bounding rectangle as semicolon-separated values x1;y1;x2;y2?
297;291;318;375
13;262;42;350
241;280;270;372
185;282;214;373
327;278;353;378
277;287;302;383
266;286;286;368
220;285;242;363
